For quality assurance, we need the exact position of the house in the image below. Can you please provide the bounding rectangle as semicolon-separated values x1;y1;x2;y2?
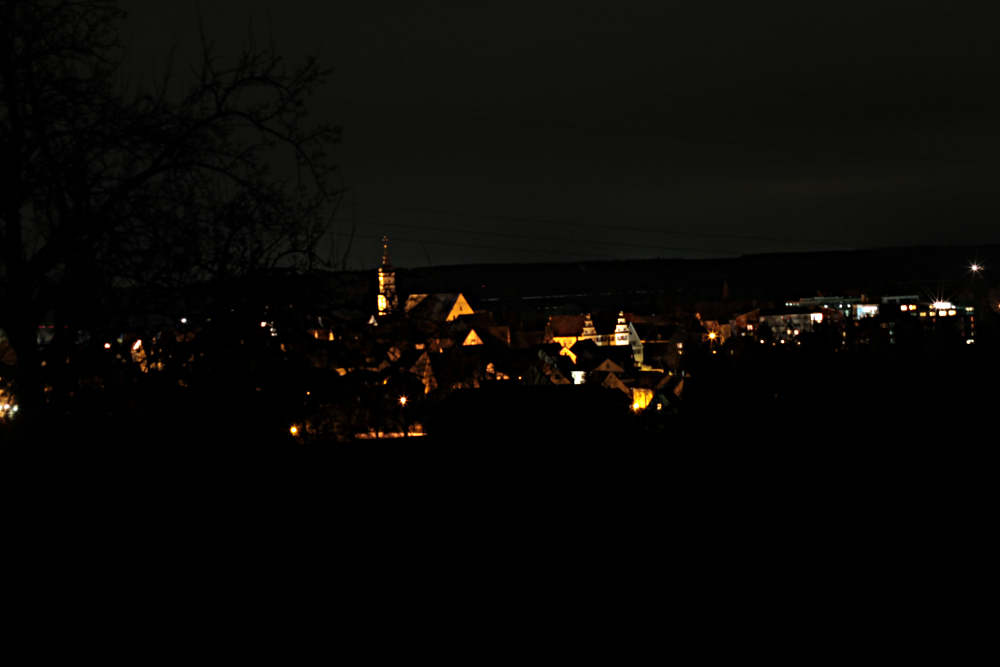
545;311;644;364
753;306;832;343
404;293;476;322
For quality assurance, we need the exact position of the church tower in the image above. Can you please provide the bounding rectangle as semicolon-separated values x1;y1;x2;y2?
377;237;398;316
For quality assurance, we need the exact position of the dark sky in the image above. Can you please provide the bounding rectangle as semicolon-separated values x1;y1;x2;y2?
120;1;1000;269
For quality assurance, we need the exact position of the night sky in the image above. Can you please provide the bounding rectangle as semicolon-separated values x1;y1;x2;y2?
120;1;1000;269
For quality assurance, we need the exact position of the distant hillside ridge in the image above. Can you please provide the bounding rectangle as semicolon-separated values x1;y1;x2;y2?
389;244;999;309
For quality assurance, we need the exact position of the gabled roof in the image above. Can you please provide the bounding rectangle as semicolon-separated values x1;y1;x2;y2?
593;358;625;374
404;293;475;322
601;371;631;396
461;326;511;348
462;329;484;346
595;345;635;370
548;315;586;337
569;338;602;360
633;371;672;389
511;331;545;349
632;322;677;342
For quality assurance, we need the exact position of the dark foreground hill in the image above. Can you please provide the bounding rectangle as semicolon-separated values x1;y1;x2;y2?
8;350;996;654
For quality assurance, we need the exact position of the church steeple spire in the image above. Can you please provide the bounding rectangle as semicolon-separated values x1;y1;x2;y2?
382;236;391;267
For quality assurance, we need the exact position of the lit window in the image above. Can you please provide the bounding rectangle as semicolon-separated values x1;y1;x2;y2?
900;305;907;312
919;312;926;317
948;310;956;316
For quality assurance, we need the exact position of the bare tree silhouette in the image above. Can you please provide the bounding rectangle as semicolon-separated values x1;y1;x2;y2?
0;0;343;416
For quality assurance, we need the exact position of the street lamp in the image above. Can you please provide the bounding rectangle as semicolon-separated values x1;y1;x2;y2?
399;395;409;437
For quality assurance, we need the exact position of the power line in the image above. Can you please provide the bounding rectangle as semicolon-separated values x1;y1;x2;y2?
356;220;744;256
342;233;716;261
352;202;856;249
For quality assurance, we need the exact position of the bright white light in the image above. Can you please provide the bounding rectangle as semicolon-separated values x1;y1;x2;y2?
932;301;953;310
180;318;187;324
104;343;111;349
972;264;981;272
132;340;142;350
399;396;407;405
261;321;268;327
